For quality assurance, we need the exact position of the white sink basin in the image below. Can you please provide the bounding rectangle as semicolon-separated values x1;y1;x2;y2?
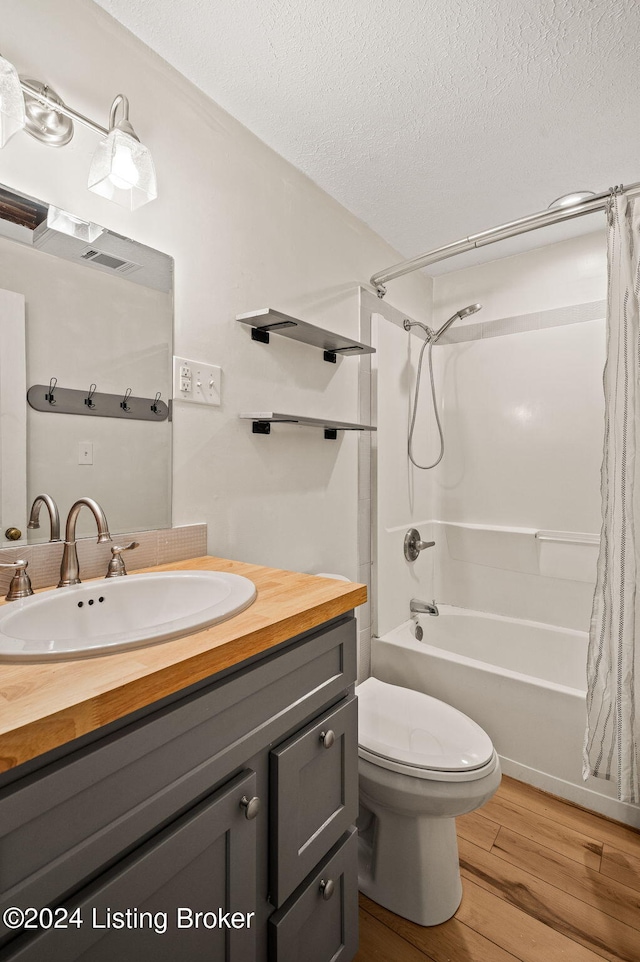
0;570;257;661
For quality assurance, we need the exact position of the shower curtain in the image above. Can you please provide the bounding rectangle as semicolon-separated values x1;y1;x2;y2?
584;189;640;804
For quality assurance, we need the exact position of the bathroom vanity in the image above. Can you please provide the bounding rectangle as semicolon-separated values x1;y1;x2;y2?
0;558;364;962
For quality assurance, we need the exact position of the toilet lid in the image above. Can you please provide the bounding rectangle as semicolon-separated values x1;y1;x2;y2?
357;677;494;772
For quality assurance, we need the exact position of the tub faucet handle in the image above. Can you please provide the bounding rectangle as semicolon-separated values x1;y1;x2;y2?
404;528;435;562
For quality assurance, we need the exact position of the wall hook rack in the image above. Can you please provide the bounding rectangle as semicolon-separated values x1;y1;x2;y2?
27;383;171;422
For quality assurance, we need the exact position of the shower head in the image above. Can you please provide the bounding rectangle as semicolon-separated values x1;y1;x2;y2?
403;304;482;342
432;303;482;342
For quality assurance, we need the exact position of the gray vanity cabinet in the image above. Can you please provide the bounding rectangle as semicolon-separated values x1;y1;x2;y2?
1;770;258;962
0;614;359;962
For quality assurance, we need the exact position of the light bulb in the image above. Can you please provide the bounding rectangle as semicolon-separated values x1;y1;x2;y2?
109;142;140;189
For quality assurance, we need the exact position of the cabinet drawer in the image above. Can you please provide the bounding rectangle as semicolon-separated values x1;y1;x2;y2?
0;770;258;962
270;696;358;906
268;828;358;962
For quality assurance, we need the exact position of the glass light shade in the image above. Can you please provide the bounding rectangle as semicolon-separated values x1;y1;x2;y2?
0;55;26;147
88;128;157;210
47;205;103;242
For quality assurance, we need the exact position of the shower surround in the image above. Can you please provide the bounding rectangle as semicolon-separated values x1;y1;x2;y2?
368;230;640;823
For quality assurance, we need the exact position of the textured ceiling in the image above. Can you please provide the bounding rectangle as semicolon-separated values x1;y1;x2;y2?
94;0;640;276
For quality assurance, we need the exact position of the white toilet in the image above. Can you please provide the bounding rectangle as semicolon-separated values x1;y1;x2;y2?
356;676;501;926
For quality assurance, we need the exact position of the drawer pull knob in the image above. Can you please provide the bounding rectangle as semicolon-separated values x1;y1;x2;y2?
239;794;260;820
319;878;335;901
320;729;335;749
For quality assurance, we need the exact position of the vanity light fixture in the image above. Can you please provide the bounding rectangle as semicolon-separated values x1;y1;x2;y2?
0;54;26;146
46;205;103;242
0;55;157;210
87;95;157;210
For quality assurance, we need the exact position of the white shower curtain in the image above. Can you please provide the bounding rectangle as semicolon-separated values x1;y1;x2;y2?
584;189;640;804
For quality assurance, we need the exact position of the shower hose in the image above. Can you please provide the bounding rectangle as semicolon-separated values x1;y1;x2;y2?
408;336;444;470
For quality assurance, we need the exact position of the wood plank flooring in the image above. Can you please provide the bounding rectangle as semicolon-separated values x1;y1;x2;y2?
354;775;640;962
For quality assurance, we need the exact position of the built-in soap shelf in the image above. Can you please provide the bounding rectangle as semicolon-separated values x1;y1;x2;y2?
236;308;376;363
438;521;599;583
239;412;376;440
534;530;599;546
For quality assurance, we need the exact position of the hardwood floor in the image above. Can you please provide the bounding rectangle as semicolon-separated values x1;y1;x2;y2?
354;775;640;962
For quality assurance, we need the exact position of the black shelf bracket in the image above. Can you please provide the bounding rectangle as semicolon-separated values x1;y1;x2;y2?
252;421;271;435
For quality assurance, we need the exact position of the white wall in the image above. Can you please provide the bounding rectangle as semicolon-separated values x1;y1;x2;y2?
1;0;430;578
374;229;608;633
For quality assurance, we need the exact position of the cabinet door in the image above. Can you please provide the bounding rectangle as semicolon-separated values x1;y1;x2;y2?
270;696;358;906
1;770;258;962
268;829;358;962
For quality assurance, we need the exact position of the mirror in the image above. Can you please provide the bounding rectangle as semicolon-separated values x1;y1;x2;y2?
0;183;173;545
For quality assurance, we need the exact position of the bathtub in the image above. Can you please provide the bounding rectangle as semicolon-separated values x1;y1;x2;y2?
371;606;638;825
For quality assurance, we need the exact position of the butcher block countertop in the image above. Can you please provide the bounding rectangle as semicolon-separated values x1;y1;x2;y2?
0;556;366;773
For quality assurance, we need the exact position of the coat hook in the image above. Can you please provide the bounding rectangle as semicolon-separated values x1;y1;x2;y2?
84;383;97;409
45;377;57;405
151;391;162;414
120;387;132;412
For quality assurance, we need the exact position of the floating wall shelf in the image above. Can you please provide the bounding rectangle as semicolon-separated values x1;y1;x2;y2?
240;412;376;440
236;308;376;363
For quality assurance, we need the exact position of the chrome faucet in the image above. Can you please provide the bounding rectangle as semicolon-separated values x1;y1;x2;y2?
27;494;61;542
404;528;435;562
410;598;439;617
58;498;111;587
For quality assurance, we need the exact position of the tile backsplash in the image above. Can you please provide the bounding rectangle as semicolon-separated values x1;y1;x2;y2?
0;524;207;594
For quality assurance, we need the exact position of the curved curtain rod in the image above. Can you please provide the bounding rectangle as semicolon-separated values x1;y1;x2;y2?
370;181;640;297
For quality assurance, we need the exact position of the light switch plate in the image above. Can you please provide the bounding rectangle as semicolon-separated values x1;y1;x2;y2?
173;356;221;406
78;441;93;465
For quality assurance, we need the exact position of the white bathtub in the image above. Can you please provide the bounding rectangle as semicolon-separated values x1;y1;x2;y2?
372;606;639;826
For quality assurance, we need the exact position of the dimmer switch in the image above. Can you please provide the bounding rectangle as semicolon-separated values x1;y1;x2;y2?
173;356;221;406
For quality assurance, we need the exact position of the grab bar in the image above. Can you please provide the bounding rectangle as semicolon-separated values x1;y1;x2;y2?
535;530;599;546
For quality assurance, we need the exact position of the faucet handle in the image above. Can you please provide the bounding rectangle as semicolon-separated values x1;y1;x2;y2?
0;560;34;601
404;528;435;562
105;542;140;578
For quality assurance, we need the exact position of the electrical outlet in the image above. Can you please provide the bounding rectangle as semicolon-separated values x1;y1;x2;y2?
173;356;222;406
179;364;192;393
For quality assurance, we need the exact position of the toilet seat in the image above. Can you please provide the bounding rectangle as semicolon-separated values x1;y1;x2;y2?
357;677;497;782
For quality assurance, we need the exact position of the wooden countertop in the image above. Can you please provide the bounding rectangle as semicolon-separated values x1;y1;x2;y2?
0;556;366;773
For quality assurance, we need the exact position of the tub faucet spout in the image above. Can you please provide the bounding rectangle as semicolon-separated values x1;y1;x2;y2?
410;598;439;617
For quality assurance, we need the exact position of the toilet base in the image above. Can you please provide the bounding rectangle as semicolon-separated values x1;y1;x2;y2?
358;798;463;926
